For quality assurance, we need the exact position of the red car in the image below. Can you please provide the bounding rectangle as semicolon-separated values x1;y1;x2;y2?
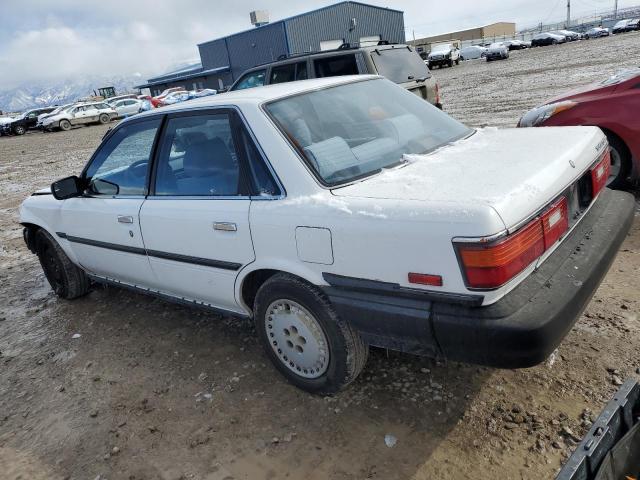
519;69;640;188
138;95;161;108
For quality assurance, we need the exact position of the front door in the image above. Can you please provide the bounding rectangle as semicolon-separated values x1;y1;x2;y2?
60;117;163;287
139;110;256;314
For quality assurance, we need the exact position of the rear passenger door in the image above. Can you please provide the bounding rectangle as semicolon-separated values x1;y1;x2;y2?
139;109;266;314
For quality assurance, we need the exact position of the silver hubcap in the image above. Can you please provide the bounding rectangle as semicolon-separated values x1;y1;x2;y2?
265;300;329;379
607;147;621;185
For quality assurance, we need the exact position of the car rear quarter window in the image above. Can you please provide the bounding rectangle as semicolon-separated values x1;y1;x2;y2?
313;54;359;78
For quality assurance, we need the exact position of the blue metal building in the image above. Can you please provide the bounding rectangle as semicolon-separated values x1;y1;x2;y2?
138;1;405;95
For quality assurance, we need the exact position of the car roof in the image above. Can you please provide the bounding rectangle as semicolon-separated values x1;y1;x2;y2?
240;44;410;71
136;75;379;117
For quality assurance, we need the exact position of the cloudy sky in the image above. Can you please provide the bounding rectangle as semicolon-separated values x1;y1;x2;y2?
0;0;633;89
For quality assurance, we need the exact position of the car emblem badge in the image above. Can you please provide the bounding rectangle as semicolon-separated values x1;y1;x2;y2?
569;160;576;168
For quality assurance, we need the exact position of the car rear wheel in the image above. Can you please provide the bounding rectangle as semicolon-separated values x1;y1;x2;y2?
14;125;26;135
35;229;90;299
59;119;71;131
98;113;110;124
605;133;631;189
254;273;368;394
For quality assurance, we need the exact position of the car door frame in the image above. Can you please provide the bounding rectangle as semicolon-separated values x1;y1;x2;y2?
140;106;276;313
58;114;167;287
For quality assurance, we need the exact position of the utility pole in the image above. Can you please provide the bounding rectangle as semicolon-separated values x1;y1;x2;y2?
566;0;571;27
614;0;618;19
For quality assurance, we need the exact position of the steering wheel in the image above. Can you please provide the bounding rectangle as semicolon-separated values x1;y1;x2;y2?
124;160;148;185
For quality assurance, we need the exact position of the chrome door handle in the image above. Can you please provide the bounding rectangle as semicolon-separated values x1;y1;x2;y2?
213;222;237;232
117;215;134;224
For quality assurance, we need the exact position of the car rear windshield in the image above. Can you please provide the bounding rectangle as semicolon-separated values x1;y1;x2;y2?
265;78;472;187
369;47;430;84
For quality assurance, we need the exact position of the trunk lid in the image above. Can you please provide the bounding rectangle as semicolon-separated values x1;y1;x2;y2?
333;126;605;230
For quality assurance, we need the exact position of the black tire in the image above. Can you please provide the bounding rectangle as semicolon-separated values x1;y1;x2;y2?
254;273;368;394
14;125;26;135
59;119;71;131
460;56;465;61
448;59;454;67
604;132;631;189
35;229;90;299
98;113;109;124
455;58;460;65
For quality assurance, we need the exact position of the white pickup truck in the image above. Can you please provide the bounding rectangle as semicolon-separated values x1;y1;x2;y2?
427;41;461;68
20;76;634;393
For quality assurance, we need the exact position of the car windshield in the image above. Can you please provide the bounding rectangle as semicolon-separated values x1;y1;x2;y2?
431;44;451;53
265;78;472;186
489;43;503;48
369;47;430;83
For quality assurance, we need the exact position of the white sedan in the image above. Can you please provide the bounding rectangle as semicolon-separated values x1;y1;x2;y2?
112;98;143;118
20;76;634;393
460;45;487;60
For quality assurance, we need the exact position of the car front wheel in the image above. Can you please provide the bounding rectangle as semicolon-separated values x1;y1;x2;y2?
254;273;368;394
59;119;71;131
14;125;26;135
35;229;90;299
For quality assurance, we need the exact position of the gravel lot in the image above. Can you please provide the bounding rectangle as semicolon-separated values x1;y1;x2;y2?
1;32;639;480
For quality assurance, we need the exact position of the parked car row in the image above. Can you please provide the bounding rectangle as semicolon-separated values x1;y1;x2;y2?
612;18;640;33
0;88;219;137
151;87;217;107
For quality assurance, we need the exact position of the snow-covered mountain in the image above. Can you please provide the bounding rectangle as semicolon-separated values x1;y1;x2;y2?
0;75;144;113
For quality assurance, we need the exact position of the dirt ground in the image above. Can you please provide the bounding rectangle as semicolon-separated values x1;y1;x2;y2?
1;32;639;480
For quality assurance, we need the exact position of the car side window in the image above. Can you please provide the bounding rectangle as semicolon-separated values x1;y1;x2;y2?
233;70;266;90
154;113;244;197
85;118;161;196
270;62;308;84
313;54;359;78
236;126;281;197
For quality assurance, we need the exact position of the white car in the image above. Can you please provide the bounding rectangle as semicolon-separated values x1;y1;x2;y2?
485;42;510;61
37;104;75;128
460;45;487;60
112;98;143;118
41;102;117;131
20;76;634;393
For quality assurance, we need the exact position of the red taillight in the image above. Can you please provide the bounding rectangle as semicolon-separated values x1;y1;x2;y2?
541;197;569;249
591;150;610;197
456;197;569;289
408;273;443;287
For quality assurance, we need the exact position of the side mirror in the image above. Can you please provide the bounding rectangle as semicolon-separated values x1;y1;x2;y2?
51;176;83;200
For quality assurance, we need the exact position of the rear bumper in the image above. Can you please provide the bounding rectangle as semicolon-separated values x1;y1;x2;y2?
323;189;635;368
